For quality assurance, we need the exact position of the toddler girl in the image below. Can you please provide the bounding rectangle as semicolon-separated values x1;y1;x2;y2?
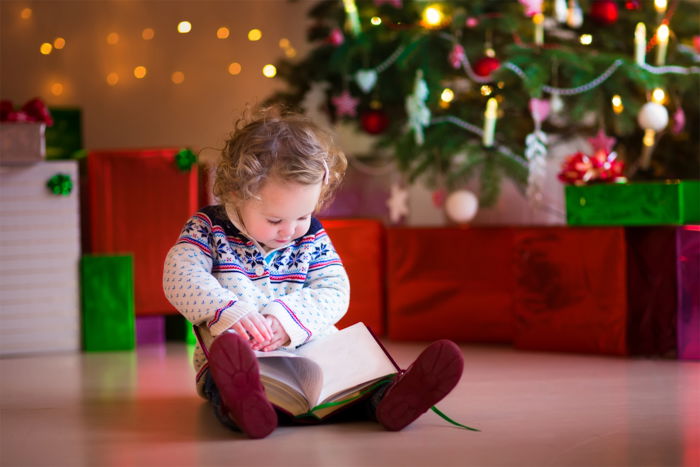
163;107;463;438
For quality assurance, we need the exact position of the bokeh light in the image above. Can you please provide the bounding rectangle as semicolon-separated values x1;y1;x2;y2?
262;64;277;78
217;27;230;39
142;28;155;40
171;71;185;84
39;42;53;55
228;62;242;75
177;21;192;34
248;29;262;41
106;73;119;86
133;66;147;79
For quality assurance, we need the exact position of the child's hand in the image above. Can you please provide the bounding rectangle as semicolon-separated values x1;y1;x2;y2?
258;315;290;352
231;311;273;346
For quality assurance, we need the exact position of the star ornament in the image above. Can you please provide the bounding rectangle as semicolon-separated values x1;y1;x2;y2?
331;90;359;118
386;183;409;224
588;129;617;153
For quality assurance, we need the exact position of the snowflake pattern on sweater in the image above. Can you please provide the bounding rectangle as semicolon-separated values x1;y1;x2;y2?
162;205;350;394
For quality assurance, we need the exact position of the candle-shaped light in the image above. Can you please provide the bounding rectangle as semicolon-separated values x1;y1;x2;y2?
482;97;498;147
654;0;667;15
655;24;669;66
533;13;544;46
342;0;361;36
634;23;646;65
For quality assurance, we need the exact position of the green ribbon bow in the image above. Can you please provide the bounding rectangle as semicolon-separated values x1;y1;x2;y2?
175;148;197;172
46;173;73;196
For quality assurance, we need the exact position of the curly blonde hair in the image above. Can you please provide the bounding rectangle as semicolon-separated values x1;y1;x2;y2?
214;106;347;211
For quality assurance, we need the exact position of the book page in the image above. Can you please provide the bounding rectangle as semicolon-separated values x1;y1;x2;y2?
294;322;397;405
255;351;324;409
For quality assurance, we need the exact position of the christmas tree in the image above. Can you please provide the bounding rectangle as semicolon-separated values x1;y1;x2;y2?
267;0;699;207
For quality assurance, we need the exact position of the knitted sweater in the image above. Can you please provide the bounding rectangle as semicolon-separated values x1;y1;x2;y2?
162;205;350;395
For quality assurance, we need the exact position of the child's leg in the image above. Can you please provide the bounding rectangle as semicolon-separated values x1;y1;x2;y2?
374;339;463;431
208;331;278;439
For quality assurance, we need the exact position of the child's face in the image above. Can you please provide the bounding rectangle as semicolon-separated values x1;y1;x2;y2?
238;177;322;249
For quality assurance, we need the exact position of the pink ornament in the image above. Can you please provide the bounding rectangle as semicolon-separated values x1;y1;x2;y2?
529;98;551;124
672;107;686;134
328;28;344;46
588;128;617;153
432;189;446;208
331;90;359;118
518;0;543;17
465;17;479;28
448;44;465;69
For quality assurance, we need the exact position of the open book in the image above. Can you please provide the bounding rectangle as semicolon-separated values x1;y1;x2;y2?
254;322;399;419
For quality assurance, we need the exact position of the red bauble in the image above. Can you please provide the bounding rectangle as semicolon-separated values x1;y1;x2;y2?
473;56;501;78
360;109;389;134
590;0;619;24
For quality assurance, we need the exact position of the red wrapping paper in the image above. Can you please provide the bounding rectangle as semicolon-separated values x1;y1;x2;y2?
88;149;199;315
677;226;700;360
386;227;516;342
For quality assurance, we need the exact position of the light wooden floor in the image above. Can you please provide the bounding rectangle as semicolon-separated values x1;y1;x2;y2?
1;341;698;467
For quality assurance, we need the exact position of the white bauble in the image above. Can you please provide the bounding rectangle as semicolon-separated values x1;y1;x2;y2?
638;102;669;131
445;190;479;223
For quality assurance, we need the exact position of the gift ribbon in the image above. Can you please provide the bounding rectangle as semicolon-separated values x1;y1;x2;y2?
46;173;73;196
0;98;53;125
175;148;197;172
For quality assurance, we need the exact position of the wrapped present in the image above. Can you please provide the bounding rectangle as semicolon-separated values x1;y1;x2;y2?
565;181;700;226
0;161;81;355
0;123;46;165
386;227;516;342
88;148;199;316
45;107;83;160
322;219;385;335
676;226;700;360
512;227;627;355
81;255;135;351
136;316;165;346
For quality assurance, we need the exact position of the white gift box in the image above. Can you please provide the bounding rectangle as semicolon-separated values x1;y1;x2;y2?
0;123;46;165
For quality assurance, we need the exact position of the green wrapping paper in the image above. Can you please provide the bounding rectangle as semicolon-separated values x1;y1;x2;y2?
565;181;700;226
81;255;135;351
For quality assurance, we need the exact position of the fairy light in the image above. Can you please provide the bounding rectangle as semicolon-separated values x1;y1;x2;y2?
248;29;262;41
643;129;655;147
579;34;593;45
655;24;670;66
106;73;119;86
217;27;230;39
371;16;382;26
133;66;147;79
142;28;155;40
440;88;455;103
262;64;277;78
20;8;32;19
39;42;53;55
654;0;667;15
171;71;185;84
421;5;445;28
611;94;624;114
651;88;666;104
228;62;242;75
53;37;66;50
480;85;493;96
50;82;64;96
279;38;290;48
177;21;192;34
106;33;119;45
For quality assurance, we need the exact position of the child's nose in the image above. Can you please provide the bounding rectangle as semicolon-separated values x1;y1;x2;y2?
279;224;294;237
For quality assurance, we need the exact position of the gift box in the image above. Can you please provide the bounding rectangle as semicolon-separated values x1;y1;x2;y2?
565;181;700;226
45;107;83;160
322;219;385;335
81;255;135;351
386;227;516;342
136;315;166;346
0;160;81;355
88;148;199;316
676;226;700;360
0;123;46;165
512;227;628;355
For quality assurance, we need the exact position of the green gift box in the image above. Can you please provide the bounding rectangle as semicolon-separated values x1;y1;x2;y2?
565;181;700;226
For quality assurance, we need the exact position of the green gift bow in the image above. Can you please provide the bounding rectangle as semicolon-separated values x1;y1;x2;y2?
175;148;197;172
46;173;73;196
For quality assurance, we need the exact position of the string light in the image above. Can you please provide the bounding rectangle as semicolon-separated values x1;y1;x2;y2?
654;0;667;15
133;66;147;79
53;37;66;50
39;42;53;55
371;16;382;26
480;85;493;96
217;27;230;39
248;29;262;41
106;33;119;45
228;62;242;75
579;34;593;45
177;21;192;34
20;8;32;19
262;64;277;78
106;73;119;86
440;88;455;103
171;71;185;84
611;94;624;114
142;28;155;40
421;5;445;29
651;88;666;104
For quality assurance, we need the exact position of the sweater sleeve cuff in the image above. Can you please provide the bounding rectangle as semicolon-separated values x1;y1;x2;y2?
263;299;313;348
207;300;257;337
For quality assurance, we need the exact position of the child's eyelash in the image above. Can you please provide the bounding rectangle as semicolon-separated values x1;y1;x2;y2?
267;220;281;225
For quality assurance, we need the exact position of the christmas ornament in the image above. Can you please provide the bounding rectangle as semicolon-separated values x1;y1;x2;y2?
332;90;359;117
558;150;625;185
518;0;543;17
549;94;564;114
590;0;619;25
46;173;73;195
587;129;617;153
374;0;402;7
693;36;700;53
405;70;431;145
567;2;584;28
449;44;466;69
625;0;641;10
525;98;550;203
473;56;501;78
386;183;409;223
465;17;479;28
360;108;389;134
175;148;197;172
327;28;344;46
432;188;446;208
672;106;686;134
354;69;378;93
554;0;568;22
638;102;669;131
445;190;479;223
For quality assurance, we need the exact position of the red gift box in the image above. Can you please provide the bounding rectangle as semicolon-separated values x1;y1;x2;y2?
386;227;516;342
88;149;198;316
676;226;700;360
322;219;385;335
512;227;628;355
